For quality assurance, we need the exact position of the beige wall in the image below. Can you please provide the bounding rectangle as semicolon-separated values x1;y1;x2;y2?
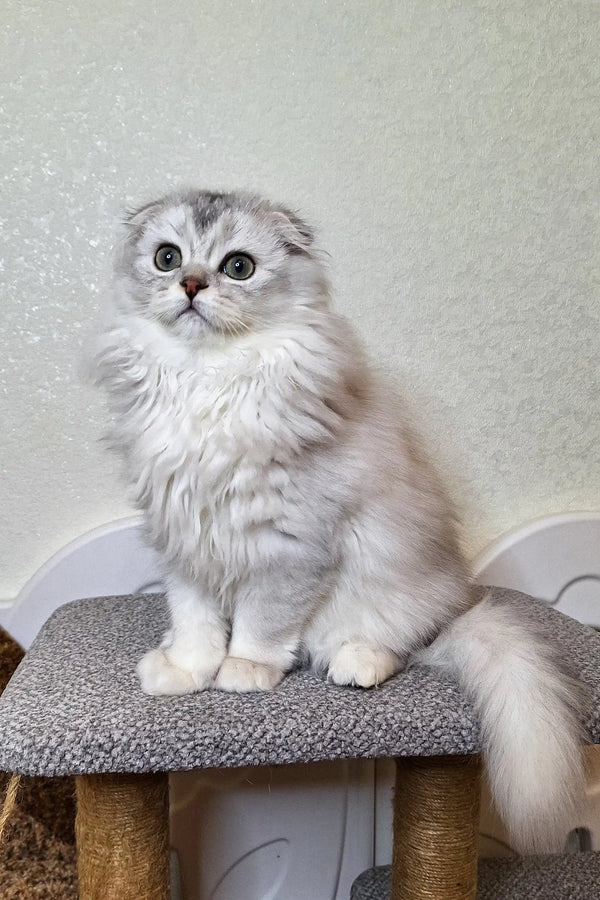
1;1;598;600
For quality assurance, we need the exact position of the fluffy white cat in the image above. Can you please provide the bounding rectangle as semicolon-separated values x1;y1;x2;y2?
93;189;585;853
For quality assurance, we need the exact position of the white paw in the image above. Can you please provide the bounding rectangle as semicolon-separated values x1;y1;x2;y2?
137;648;217;696
214;657;284;693
327;644;399;688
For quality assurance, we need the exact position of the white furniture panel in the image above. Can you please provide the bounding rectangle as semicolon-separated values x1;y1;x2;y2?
473;512;600;624
0;517;163;649
170;761;373;900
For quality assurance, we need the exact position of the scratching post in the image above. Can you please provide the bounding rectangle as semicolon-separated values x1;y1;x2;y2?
392;754;482;900
75;772;170;900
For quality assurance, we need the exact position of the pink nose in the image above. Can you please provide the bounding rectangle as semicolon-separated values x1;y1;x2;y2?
180;278;206;300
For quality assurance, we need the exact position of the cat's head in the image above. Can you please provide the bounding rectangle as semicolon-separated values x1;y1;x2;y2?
113;190;328;341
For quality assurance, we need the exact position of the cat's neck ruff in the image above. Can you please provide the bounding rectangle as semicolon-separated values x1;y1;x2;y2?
95;306;352;584
107;305;351;402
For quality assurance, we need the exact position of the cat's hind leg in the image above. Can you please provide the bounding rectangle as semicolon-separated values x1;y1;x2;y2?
305;557;469;689
303;586;422;689
327;642;401;688
138;572;227;696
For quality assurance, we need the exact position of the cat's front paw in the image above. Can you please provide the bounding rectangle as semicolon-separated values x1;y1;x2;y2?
137;648;217;696
327;643;399;689
214;657;284;693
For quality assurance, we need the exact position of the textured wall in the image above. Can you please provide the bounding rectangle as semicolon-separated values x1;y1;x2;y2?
1;1;598;600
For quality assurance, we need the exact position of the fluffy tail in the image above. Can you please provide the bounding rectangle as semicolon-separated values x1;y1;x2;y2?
417;591;587;854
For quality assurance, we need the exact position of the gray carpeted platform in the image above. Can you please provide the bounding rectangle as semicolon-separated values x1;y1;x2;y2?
351;854;600;899
0;587;599;776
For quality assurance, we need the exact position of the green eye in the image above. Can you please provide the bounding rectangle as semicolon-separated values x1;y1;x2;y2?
154;245;182;271
222;253;255;280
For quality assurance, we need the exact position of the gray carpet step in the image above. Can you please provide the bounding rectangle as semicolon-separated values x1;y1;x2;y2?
1;587;600;777
351;854;600;899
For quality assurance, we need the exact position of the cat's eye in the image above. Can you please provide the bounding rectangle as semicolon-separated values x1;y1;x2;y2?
222;253;255;280
154;245;182;271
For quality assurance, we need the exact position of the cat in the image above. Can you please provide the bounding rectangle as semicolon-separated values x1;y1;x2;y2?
92;188;585;853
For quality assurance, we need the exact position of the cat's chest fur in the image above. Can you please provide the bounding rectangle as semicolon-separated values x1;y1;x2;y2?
104;324;338;591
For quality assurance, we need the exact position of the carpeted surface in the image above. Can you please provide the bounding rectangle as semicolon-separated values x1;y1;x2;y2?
351;854;600;899
0;587;599;777
0;626;77;899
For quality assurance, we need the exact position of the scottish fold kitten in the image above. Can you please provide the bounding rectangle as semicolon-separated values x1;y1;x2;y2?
93;189;584;852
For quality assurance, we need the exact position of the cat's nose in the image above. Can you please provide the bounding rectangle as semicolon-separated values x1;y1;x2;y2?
180;278;207;300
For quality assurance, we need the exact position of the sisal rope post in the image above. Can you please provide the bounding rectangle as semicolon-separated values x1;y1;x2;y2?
75;772;170;900
392;753;482;900
0;774;21;841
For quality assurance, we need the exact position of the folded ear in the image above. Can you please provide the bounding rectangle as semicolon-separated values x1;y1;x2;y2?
269;207;315;254
122;199;163;230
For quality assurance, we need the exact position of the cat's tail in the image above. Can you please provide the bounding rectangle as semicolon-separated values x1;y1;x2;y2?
415;591;587;854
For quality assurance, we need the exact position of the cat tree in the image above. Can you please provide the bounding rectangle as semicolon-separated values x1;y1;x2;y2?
1;586;599;899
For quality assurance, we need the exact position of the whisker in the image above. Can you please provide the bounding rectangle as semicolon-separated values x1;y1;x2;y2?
218;314;251;337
